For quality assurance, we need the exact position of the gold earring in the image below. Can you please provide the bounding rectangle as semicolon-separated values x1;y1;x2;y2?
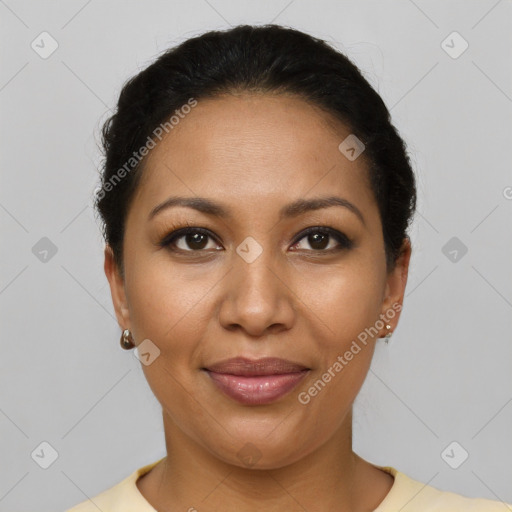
384;324;392;344
120;329;135;350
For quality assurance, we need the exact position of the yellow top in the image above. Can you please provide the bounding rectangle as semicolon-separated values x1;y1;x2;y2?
66;459;511;511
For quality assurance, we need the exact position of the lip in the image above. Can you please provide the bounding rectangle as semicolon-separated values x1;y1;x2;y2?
203;357;310;405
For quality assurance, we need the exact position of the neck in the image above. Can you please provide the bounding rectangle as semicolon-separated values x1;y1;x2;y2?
136;408;393;512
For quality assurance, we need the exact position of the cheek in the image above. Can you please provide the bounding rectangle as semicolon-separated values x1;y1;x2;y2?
295;266;382;425
125;252;217;342
124;257;214;422
295;258;385;346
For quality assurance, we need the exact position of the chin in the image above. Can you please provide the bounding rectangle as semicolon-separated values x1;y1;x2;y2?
206;429;313;470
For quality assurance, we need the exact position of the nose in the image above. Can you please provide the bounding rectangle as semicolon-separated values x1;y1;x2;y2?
218;245;296;337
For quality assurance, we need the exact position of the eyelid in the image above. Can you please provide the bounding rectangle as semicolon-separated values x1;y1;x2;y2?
159;226;221;249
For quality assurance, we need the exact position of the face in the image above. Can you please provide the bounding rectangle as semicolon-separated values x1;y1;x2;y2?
105;93;410;469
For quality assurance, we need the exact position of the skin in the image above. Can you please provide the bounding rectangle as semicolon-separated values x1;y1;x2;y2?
105;92;412;512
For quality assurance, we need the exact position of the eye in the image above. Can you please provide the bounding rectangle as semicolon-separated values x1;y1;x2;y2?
290;227;353;252
159;225;353;254
159;227;222;252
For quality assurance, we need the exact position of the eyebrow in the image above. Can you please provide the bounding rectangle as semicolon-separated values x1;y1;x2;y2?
148;195;365;226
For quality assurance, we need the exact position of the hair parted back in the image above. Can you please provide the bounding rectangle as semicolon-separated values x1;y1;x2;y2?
95;24;416;277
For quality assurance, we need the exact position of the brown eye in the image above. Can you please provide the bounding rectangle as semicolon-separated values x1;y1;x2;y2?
160;228;222;252
181;232;209;250
306;232;330;250
291;227;353;252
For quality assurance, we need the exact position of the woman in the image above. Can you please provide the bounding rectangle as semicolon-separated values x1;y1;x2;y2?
67;24;509;512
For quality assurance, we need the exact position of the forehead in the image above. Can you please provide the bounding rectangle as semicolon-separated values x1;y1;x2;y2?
131;93;377;222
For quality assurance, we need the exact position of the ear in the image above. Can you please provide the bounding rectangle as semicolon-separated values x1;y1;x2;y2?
104;245;130;330
379;237;412;334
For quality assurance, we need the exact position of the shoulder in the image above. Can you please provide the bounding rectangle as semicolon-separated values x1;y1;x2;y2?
64;459;162;512
374;466;511;512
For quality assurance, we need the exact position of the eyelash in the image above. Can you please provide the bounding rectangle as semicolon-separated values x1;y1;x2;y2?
158;225;354;254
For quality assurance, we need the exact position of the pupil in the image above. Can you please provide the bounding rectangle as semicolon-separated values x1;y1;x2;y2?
309;232;328;250
187;233;207;250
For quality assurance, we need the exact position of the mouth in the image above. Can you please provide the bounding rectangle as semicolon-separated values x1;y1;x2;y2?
202;357;310;405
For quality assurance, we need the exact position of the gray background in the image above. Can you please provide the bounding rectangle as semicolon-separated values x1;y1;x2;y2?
1;1;511;511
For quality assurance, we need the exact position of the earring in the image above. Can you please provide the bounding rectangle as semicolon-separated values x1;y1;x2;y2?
120;329;135;350
384;324;392;344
